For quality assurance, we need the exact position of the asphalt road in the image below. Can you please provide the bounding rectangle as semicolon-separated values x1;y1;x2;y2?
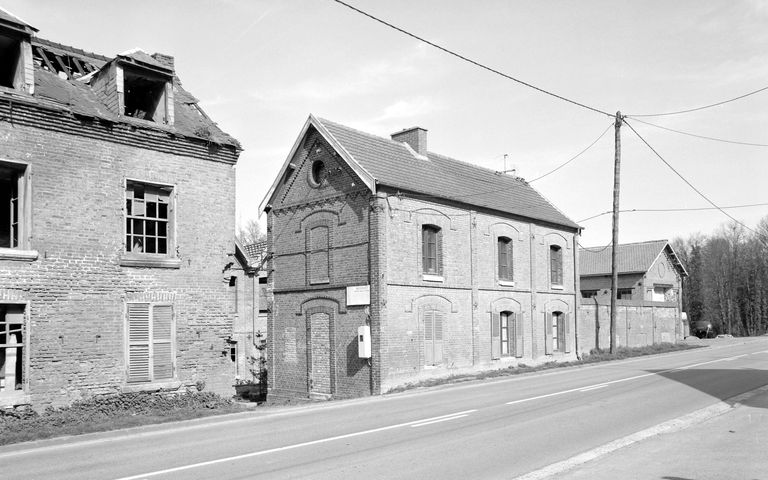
3;337;767;480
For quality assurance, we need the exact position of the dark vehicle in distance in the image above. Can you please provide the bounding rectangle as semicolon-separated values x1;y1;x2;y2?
690;320;714;339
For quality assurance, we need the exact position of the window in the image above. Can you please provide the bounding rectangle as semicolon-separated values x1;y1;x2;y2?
545;311;568;354
123;68;170;123
126;303;174;383
0;31;23;90
310;160;327;186
617;288;633;300
422;225;442;276
652;285;674;302
308;225;329;284
549;245;563;286
491;311;520;359
497;237;513;282
125;181;173;255
581;290;598;299
423;307;444;366
0;305;25;397
0;160;30;252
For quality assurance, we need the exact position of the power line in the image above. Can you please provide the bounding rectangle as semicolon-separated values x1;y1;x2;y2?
330;0;612;118
528;122;614;183
578;241;613;253
579;202;768;223
623;119;768;244
627;84;768;118
627;117;768;147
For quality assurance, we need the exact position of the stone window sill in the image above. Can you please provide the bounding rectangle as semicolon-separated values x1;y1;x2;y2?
309;279;330;285
120;255;181;269
0;391;31;407
422;274;444;283
0;248;38;262
498;280;515;287
551;285;564;291
122;380;181;393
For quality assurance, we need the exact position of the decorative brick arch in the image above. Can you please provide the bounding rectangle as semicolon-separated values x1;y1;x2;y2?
484;222;525;241
488;297;522;315
405;207;457;230
405;294;458;313
540;232;571;249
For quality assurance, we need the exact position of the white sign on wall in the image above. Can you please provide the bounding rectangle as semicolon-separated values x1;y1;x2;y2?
346;285;370;306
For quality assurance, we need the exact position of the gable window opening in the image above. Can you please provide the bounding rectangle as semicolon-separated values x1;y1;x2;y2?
126;181;171;255
422;225;442;278
498;236;513;282
0;32;22;90
0;161;27;250
0;305;25;396
123;69;169;123
126;303;175;383
617;288;633;300
550;245;563;286
308;225;330;285
310;160;327;186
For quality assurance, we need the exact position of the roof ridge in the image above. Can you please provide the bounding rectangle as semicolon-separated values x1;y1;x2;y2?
34;37;111;62
580;239;668;250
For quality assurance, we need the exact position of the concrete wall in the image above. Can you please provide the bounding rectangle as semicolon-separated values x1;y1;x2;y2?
578;302;681;354
0;107;238;408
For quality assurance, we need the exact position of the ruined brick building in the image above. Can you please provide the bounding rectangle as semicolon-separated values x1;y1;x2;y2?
0;9;242;408
261;115;581;400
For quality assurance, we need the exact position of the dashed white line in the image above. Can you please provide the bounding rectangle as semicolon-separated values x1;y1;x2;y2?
112;409;477;480
411;413;472;428
579;384;608;392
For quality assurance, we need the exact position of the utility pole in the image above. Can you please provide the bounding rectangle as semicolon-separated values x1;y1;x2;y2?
610;111;623;354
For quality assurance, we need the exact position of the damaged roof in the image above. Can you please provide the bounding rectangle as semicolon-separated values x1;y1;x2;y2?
579;239;688;277
8;34;239;149
263;115;578;229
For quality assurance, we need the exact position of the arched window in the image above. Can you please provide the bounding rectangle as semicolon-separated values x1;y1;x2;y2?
550;245;563;286
497;237;513;281
422;225;442;275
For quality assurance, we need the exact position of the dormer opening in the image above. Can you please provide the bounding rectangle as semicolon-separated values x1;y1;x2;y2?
0;30;22;89
123;67;168;122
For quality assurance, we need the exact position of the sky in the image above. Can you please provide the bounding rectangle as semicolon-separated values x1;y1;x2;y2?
5;0;768;247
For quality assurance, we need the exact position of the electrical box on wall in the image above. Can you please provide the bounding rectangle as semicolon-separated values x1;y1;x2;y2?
358;325;371;359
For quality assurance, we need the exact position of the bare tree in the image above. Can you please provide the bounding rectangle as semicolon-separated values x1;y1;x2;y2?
237;218;266;245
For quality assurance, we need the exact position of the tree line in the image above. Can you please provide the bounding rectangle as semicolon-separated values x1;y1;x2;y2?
673;216;768;337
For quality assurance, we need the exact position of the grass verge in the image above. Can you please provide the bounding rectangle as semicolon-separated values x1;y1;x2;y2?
0;391;245;446
385;342;704;394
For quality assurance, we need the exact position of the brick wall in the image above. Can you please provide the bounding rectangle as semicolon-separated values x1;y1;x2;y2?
0;117;238;408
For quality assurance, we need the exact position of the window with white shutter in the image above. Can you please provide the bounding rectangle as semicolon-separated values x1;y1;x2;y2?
423;307;444;366
126;303;175;383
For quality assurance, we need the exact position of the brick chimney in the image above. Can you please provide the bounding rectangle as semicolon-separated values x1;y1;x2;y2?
391;127;427;156
151;52;175;71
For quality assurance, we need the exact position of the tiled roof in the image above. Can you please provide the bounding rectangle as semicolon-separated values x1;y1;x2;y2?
317;118;579;229
244;241;268;263
10;36;239;148
579;239;672;276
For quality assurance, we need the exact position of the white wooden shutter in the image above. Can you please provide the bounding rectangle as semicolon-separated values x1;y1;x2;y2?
564;313;571;353
127;303;151;382
491;312;500;359
544;312;553;355
424;309;434;365
436;229;443;276
433;311;444;364
514;312;524;358
152;305;174;380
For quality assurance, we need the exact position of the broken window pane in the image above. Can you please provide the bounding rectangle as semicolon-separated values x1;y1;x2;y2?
126;181;172;256
0;162;23;249
0;305;25;394
123;69;168;123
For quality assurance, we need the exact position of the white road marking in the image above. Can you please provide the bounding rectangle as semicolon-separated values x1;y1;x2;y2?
579;384;608;392
410;412;473;428
511;384;768;480
507;352;751;405
111;409;477;480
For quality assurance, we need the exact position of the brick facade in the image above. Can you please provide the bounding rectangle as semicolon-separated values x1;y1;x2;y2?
0;22;241;409
265;118;580;400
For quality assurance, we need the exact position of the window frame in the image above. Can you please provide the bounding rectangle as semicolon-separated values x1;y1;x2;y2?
307;223;330;285
125;302;176;384
0;159;35;261
0;302;30;404
422;306;444;367
421;224;443;280
549;244;563;287
121;178;179;269
497;236;514;284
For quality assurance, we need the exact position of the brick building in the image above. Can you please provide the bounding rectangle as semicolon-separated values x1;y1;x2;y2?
260;115;581;399
0;10;242;408
578;240;688;350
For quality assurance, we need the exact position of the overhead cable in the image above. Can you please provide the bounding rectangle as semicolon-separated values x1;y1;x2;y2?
528;122;614;183
579;202;768;223
628;84;768;118
330;0;612;117
623;119;768;244
628;118;768;147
